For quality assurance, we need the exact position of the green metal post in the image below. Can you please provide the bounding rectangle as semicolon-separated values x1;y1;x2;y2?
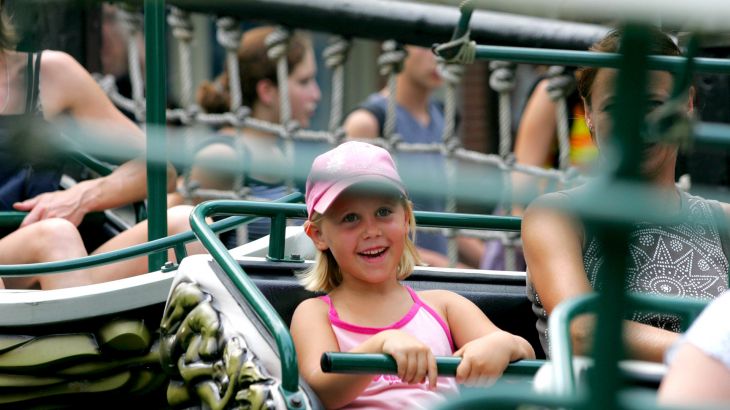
588;24;650;410
144;0;169;272
267;214;288;261
190;201;307;409
548;293;598;397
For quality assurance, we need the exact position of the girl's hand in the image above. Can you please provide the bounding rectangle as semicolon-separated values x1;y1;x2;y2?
379;330;438;390
453;331;535;386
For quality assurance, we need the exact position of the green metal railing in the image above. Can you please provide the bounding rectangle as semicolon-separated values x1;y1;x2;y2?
188;199;525;408
0;212;28;228
321;352;542;377
0;193;302;276
470;45;730;74
549;293;710;397
144;0;169;272
189;200;308;409
428;3;729;409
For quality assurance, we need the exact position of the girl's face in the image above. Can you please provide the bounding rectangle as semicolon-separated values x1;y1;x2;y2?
308;191;409;287
285;48;320;128
585;68;683;178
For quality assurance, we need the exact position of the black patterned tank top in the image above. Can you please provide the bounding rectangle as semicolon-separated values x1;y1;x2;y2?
527;190;730;357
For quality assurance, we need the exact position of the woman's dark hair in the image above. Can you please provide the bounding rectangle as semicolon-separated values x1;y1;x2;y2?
197;26;310;113
576;28;681;106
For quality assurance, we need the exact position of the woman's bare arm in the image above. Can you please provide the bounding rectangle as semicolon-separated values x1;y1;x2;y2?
522;196;678;361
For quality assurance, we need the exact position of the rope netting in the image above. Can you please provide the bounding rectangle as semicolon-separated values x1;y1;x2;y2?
97;5;589;268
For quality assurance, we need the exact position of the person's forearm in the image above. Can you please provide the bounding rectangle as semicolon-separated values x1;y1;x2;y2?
306;332;391;409
570;316;679;362
76;159;148;212
623;321;679;362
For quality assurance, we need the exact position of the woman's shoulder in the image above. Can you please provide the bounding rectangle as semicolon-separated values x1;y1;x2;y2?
523;186;587;242
37;50;100;116
530;185;586;208
38;50;84;75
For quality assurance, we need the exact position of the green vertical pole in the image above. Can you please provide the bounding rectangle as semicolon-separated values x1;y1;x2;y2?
144;0;168;272
588;24;650;410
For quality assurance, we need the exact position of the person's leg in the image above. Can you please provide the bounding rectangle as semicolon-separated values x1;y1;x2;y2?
87;205;206;283
0;218;92;289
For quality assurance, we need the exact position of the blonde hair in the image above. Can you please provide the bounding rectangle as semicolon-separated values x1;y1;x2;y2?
297;198;423;293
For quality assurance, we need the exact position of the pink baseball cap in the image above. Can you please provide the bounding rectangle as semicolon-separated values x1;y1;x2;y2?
305;141;406;218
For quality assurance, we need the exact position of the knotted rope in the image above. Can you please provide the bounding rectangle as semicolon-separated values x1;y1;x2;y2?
546;65;577;171
216;17;243;112
324;36;351;133
168;7;195;108
117;6;145;121
377;40;407;144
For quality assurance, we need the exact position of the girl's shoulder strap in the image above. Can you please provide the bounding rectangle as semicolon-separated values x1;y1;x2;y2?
318;294;340;320
406;286;455;350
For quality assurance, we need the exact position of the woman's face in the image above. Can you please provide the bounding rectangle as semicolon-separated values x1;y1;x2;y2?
286;48;320;128
585;68;683;179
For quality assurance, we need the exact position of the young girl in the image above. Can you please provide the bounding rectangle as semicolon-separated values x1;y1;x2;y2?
290;141;535;409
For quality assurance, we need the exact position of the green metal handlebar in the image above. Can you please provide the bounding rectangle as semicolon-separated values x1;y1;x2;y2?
0;193;303;276
549;292;710;397
189;199;308;403
471;44;730;74
187;199;523;406
321;352;543;377
0;212;28;228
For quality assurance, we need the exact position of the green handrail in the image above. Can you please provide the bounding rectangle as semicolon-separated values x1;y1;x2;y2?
69;150;114;177
547;293;597;397
0;193;302;276
0;212;27;228
470;45;730;74
549;292;710;397
321;352;543;377
187;199;524;407
189;200;307;409
415;210;521;231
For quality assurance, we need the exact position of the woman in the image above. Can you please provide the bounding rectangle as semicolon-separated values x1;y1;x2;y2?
0;2;200;289
522;28;730;362
169;26;321;243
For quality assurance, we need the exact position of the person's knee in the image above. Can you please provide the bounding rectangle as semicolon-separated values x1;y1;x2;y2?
167;205;194;235
30;219;85;252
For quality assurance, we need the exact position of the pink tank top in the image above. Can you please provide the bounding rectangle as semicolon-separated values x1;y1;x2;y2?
320;286;460;410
